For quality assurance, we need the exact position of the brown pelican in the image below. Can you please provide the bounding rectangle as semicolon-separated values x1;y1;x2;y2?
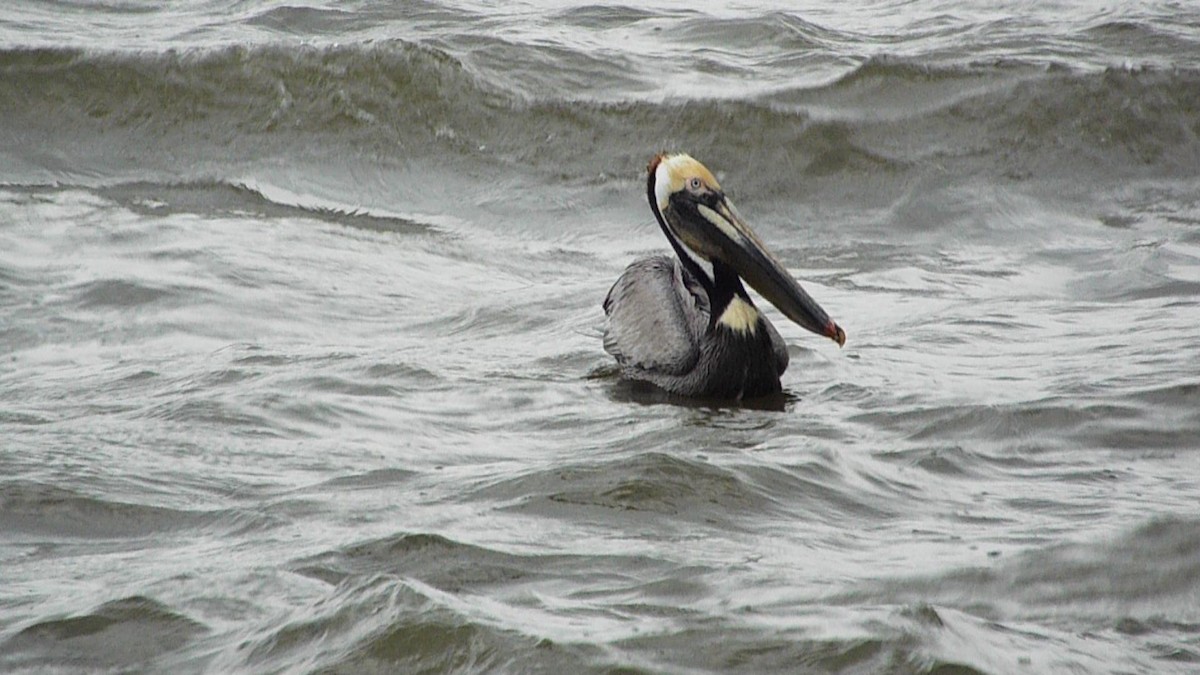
603;153;846;399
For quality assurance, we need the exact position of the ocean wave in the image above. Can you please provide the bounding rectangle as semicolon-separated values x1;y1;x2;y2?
225;575;597;673
2;596;207;672
840;516;1200;623
96;179;431;233
2;44;1198;197
465;451;900;528
0;480;275;539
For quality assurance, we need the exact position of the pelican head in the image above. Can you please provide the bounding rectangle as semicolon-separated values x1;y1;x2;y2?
647;152;846;347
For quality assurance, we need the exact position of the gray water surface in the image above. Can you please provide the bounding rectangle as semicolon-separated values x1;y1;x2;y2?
2;1;1200;672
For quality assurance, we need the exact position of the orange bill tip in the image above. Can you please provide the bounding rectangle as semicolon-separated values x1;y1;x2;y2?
829;322;847;347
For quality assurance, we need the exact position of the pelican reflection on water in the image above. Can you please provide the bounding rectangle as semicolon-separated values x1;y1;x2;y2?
603;153;846;399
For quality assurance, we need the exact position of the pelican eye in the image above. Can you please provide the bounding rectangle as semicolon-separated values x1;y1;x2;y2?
687;177;703;191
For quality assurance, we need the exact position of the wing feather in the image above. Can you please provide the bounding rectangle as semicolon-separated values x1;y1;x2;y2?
602;256;706;376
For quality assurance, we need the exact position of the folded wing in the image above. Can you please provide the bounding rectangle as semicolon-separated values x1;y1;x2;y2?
602;256;708;376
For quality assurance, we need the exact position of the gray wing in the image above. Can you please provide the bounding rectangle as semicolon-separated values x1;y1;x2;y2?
602;256;708;376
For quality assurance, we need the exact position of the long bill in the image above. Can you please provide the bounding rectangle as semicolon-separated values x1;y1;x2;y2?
700;198;847;347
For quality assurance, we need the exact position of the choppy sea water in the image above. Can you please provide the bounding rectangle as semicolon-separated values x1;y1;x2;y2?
2;1;1200;672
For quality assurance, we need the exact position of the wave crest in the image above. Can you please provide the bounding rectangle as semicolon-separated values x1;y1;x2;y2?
2;45;1198;192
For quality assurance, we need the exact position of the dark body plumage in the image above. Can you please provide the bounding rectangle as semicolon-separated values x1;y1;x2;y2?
603;255;788;399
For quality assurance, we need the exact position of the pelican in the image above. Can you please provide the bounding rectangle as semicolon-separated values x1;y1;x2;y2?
602;153;846;399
